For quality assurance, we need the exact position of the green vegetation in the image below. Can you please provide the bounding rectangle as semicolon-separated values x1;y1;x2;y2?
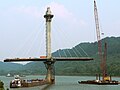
0;36;120;76
52;37;120;76
0;80;4;90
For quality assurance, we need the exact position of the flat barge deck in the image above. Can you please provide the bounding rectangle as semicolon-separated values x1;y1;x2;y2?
10;79;47;88
10;75;48;88
78;80;119;85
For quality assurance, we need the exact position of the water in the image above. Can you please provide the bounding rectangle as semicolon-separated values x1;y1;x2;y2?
0;75;120;90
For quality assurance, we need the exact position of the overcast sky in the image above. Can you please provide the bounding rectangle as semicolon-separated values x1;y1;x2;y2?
0;0;120;61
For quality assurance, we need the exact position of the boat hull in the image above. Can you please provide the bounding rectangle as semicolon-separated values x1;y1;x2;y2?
10;79;47;88
78;80;119;85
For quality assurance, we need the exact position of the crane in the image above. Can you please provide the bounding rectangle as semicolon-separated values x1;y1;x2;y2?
94;0;108;81
79;1;119;84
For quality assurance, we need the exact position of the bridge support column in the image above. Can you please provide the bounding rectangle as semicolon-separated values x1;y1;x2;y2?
44;7;53;59
44;61;55;84
44;7;55;84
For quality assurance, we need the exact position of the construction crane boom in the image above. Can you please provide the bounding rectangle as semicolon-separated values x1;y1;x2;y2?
94;0;105;80
94;0;102;58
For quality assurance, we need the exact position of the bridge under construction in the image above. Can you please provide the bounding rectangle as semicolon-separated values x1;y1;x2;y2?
4;7;93;84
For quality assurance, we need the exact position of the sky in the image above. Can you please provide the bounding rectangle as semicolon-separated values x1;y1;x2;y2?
0;0;120;61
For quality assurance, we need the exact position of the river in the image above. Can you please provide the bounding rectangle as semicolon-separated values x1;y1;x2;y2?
0;75;120;90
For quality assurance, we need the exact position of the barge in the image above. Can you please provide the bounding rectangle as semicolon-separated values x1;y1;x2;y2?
78;74;119;85
78;80;119;85
10;75;47;88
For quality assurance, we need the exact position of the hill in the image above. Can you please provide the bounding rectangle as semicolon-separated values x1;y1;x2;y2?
0;36;120;76
53;37;120;76
0;62;23;75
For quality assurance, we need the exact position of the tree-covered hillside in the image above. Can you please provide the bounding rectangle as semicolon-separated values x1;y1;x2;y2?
0;37;120;76
53;37;120;76
0;62;23;75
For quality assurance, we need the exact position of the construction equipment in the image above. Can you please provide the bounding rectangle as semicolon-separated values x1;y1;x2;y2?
94;0;107;81
79;1;119;85
94;0;116;82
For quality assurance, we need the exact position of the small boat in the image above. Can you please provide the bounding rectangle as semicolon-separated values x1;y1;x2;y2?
6;73;11;77
10;75;47;88
6;73;13;77
19;75;26;77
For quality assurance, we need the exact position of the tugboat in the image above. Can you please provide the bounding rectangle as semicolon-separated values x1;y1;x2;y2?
0;80;4;90
10;75;47;88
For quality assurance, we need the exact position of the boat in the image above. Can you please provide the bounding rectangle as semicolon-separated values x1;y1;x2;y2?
6;73;13;77
78;80;119;85
6;74;25;77
10;75;47;88
78;72;119;85
19;74;26;77
78;73;119;85
6;73;11;77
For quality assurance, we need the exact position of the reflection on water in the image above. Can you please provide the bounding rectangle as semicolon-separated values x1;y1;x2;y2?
0;75;120;90
41;84;53;90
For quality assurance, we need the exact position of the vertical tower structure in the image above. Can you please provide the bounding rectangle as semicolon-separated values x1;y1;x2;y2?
44;7;54;59
44;7;55;84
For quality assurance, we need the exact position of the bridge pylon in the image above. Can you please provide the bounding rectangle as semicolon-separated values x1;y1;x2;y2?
44;7;55;84
44;7;53;59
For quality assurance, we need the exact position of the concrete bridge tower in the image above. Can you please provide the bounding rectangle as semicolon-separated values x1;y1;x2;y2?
44;7;55;84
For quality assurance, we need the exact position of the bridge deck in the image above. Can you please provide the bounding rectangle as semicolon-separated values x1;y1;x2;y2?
53;57;93;61
4;57;93;62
